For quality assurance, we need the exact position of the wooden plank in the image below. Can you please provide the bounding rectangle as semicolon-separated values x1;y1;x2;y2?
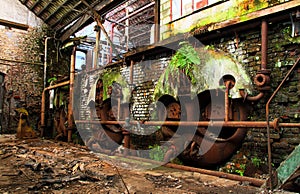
30;0;42;10
0;19;29;30
59;0;119;42
44;0;69;23
36;0;53;16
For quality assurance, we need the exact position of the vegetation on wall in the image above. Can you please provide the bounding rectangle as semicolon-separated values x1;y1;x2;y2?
154;41;201;100
154;41;252;100
169;41;200;84
20;24;71;87
101;69;130;102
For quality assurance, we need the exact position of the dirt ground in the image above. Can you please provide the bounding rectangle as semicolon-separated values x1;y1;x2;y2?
0;134;295;194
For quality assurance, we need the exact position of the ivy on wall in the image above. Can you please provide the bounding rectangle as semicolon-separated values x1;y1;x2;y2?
20;24;71;87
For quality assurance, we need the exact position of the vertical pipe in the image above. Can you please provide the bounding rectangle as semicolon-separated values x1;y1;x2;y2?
261;20;268;70
109;24;115;63
225;81;230;122
154;0;160;43
130;60;134;85
44;37;51;89
67;46;76;142
125;4;129;51
40;90;46;137
261;19;273;189
266;57;300;189
170;0;172;21
93;26;100;68
41;37;51;137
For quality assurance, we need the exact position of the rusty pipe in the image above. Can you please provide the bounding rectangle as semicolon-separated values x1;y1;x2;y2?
254;73;270;87
239;89;264;101
265;56;300;189
225;81;230;121
261;20;268;70
67;46;76;142
165;163;265;187
130;60;134;85
44;81;70;91
40;80;70;137
113;153;264;187
240;20;269;101
75;119;300;128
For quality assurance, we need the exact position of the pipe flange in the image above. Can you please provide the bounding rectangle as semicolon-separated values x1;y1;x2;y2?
273;118;280;132
254;74;270;87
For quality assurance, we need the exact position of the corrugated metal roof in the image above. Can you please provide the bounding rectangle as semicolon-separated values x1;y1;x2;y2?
19;0;127;42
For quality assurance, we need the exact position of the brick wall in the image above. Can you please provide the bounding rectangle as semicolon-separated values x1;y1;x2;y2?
0;27;43;133
207;21;300;166
77;19;300;167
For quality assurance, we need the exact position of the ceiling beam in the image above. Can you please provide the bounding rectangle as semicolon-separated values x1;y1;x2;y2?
59;0;116;42
45;0;73;23
21;0;28;4
51;0;99;31
36;0;53;16
30;0;42;10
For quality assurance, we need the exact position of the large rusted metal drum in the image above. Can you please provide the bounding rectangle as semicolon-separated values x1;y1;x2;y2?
158;89;249;167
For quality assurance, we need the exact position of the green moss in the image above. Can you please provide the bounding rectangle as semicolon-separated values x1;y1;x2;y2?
188;0;269;35
101;70;130;102
154;44;252;100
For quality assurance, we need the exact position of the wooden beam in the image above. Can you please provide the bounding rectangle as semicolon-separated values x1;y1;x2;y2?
30;0;42;10
0;19;29;30
44;0;69;23
51;0;95;31
80;0;120;59
59;0;115;42
36;0;53;16
154;0;160;43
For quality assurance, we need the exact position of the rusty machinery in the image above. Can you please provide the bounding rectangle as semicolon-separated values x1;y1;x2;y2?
73;20;300;191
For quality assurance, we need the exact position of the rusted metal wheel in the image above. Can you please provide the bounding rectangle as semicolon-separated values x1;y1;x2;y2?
156;95;181;141
158;90;249;167
88;98;124;152
179;89;249;167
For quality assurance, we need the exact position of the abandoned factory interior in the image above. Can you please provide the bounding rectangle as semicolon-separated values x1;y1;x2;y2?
0;0;300;193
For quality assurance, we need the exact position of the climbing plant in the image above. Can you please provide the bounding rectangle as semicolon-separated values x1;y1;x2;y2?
20;24;71;86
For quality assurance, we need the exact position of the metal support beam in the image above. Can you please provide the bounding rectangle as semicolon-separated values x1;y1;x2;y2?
80;0;120;60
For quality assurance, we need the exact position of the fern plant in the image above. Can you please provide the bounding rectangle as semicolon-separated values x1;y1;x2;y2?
168;41;200;84
148;144;167;161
